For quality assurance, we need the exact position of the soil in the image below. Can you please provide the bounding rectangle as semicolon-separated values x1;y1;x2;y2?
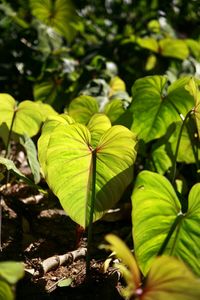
0;174;132;299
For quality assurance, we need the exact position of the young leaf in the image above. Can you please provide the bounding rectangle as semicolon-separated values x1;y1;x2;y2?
105;234;140;289
40;123;137;227
104;236;200;300
131;171;200;276
130;76;194;142
0;156;33;185
143;256;200;300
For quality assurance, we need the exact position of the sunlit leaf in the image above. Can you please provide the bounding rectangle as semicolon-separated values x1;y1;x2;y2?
38;114;74;175
103;99;125;124
67;95;99;124
159;39;189;60
137;37;159;52
29;0;78;42
0;281;13;300
130;76;194;142
105;234;140;289
109;76;126;97
132;171;200;276
0;261;24;284
87;113;111;148
0;94;43;140
39;123;137;227
143;256;200;300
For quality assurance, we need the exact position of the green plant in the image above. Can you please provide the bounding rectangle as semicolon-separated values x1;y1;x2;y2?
0;261;24;300
38;112;137;273
103;234;200;300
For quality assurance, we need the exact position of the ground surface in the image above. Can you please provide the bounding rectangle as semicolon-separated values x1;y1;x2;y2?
1;174;131;299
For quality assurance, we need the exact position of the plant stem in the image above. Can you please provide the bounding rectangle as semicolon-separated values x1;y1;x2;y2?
86;149;97;277
170;111;192;186
157;212;184;256
4;110;17;158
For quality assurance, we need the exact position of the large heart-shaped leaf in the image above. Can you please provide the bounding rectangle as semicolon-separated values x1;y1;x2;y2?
0;94;43;140
38;114;74;175
131;170;200;276
67;95;126;125
39;122;137;227
130;76;194;142
29;0;78;42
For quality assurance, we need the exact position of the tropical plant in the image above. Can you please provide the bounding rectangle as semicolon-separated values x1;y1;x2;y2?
103;234;200;300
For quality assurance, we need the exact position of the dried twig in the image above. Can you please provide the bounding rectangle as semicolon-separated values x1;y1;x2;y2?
25;247;87;277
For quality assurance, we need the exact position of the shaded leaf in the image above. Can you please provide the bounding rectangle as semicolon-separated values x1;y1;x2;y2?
20;134;41;184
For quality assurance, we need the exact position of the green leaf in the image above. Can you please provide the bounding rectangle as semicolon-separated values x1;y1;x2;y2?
57;278;72;287
130;76;194;142
159;39;189;60
67;95;99;124
20;134;41;184
0;280;13;300
40;123;137;227
105;234;140;289
170;119;199;164
0;156;34;185
0;261;24;285
29;0;78;42
37;101;58;122
143;256;200;300
185;78;200;139
132;171;200;276
38;114;74;176
109;76;126;97
87;113;111;148
0;94;43;140
33;78;64;109
103;99;125;124
137;37;159;52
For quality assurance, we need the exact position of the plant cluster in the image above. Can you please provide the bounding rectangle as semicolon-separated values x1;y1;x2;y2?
0;0;200;299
